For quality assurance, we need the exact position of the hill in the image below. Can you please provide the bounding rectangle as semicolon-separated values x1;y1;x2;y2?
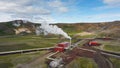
0;20;36;35
56;21;120;38
0;20;120;38
56;21;120;32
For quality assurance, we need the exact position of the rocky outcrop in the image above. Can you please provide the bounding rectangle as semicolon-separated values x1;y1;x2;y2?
14;28;32;35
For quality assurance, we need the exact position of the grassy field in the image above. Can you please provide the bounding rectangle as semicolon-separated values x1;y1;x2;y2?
0;51;48;68
0;35;68;68
96;40;120;52
0;34;120;68
66;57;98;68
0;35;60;52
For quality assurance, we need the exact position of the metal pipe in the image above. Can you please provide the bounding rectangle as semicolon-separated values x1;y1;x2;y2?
0;47;54;56
46;51;59;61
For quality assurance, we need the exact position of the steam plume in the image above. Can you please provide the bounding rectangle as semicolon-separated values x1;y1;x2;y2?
36;22;71;39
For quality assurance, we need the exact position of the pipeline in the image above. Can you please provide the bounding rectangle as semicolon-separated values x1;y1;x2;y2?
0;47;54;56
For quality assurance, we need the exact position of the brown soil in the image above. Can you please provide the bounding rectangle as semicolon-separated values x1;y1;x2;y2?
61;46;113;68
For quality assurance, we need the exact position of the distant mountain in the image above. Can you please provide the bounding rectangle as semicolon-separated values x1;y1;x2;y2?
0;20;120;38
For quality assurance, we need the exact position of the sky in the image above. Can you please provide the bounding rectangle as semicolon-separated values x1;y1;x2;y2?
0;0;120;23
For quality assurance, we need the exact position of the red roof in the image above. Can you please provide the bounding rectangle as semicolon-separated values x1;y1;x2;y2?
54;47;64;52
89;41;101;46
57;42;69;47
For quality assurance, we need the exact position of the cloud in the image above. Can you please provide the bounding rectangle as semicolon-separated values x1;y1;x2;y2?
0;13;13;22
103;0;120;5
48;0;68;12
0;0;51;14
88;13;120;19
0;0;68;23
48;0;63;8
94;0;120;10
82;13;120;22
32;15;56;23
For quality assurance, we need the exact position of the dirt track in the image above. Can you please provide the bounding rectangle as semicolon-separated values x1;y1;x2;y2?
61;46;113;68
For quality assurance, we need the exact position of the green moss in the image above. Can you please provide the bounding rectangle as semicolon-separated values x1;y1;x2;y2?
67;57;98;68
0;43;37;52
0;51;47;68
104;45;120;52
4;22;14;28
110;58;120;68
0;35;60;52
0;62;13;68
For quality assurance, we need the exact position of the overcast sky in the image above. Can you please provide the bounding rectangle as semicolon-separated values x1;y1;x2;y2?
0;0;120;23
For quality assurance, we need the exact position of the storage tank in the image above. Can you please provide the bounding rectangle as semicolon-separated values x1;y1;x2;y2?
49;58;63;68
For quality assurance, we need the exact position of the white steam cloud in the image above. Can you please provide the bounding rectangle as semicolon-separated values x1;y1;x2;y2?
36;22;71;39
13;21;21;27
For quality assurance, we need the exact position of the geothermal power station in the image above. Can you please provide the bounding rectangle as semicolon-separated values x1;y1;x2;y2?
0;21;120;68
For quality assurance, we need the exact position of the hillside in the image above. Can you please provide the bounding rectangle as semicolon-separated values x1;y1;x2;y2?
0;20;36;35
56;21;120;38
0;20;120;38
57;21;120;32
